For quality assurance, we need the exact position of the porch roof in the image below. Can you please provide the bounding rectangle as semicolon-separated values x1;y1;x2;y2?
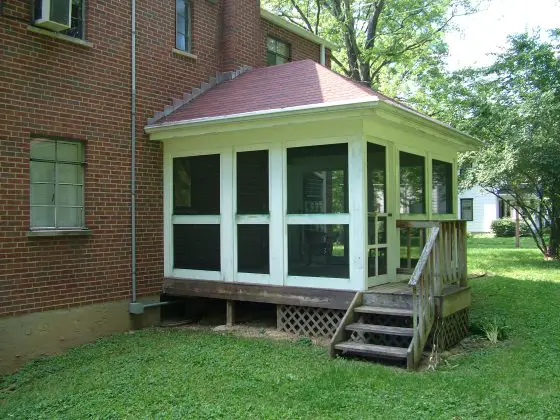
158;60;377;124
146;60;479;148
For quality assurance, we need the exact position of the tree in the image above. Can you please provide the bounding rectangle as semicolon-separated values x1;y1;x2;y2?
263;0;480;93
415;31;560;259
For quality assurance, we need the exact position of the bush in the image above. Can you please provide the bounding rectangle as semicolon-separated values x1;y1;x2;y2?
491;218;532;237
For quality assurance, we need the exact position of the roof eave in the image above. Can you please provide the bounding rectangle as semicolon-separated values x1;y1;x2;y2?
376;100;482;151
145;97;378;138
260;9;337;51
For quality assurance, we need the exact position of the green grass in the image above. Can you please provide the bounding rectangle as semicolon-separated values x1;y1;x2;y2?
2;238;560;419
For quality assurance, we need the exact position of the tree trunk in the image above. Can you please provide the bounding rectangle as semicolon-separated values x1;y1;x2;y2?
545;216;560;260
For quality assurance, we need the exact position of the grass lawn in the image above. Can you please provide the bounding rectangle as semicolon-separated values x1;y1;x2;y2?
2;237;560;419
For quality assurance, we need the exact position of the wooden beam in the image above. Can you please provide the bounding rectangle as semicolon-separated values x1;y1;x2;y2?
163;278;355;310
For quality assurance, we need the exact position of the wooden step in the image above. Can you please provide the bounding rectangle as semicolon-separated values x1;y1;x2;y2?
345;323;413;336
334;342;408;359
354;305;413;317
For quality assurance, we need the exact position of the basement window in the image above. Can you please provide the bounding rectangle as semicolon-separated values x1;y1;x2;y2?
267;37;291;66
30;138;85;229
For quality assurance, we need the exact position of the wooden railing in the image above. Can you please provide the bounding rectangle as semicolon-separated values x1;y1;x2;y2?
397;220;467;369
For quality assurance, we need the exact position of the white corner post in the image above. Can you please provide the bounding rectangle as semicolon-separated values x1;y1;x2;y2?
349;136;367;291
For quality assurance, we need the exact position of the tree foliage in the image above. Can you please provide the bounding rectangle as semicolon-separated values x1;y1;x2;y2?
415;31;560;258
262;0;480;93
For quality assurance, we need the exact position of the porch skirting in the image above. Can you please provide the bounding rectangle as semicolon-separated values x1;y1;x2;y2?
277;305;345;338
430;307;470;350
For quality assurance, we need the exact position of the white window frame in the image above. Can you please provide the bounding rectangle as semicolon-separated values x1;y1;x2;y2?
431;156;456;216
233;144;275;285
283;137;365;291
29;138;85;230
166;150;224;281
397;146;428;219
164;136;366;292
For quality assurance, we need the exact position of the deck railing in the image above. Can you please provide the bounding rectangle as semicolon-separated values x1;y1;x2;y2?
397;220;467;369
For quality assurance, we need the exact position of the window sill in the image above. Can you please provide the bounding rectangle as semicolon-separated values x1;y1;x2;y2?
27;228;91;237
172;48;197;60
27;26;93;48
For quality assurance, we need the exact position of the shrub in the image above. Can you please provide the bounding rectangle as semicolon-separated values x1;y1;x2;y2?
482;317;509;344
491;217;532;237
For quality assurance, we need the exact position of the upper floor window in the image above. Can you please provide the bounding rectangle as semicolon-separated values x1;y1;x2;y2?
176;0;191;52
33;0;85;39
64;0;85;39
267;37;291;66
30;139;85;229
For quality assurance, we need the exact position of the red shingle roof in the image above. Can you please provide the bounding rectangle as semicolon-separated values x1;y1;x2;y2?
160;59;378;124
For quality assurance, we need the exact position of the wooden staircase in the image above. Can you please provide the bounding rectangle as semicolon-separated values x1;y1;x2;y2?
329;220;468;370
329;291;415;367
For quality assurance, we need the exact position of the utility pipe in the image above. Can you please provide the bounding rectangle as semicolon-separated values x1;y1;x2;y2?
131;0;137;303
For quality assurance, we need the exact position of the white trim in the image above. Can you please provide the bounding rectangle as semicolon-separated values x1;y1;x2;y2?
221;152;235;282
163;151;173;276
269;144;284;286
285;276;355;291
260;9;337;51
172;269;222;281
172;215;220;224
146;98;378;132
349;137;367;290
235;272;271;284
286;213;350;225
236;215;269;224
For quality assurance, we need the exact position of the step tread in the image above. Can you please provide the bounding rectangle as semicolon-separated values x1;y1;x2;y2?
354;305;413;317
345;323;413;336
334;342;408;358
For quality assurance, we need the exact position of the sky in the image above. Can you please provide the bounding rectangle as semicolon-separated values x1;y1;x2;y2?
445;0;559;70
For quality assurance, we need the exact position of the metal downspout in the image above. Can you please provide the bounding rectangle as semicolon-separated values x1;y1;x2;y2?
131;0;137;303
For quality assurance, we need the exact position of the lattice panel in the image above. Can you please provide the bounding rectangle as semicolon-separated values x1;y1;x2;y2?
432;308;469;350
277;305;345;338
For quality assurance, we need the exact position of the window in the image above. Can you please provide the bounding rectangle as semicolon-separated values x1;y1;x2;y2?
176;0;191;52
34;0;85;39
287;143;349;279
432;159;453;214
30;139;85;229
460;198;474;221
400;151;425;214
173;155;220;271
267;37;291;66
64;0;85;39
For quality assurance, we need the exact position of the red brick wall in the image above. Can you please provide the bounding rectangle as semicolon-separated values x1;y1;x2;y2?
0;0;327;317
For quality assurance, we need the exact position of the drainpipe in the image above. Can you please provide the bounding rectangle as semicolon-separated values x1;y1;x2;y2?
131;0;137;304
127;0;176;315
320;45;326;66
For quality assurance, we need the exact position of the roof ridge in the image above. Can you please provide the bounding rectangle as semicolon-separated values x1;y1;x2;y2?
147;65;253;125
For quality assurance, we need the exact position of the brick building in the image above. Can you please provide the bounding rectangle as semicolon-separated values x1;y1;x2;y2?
0;0;334;373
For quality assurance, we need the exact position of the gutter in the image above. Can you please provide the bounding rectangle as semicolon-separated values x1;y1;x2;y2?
145;97;379;134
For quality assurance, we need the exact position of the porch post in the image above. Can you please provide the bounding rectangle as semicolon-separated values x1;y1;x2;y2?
348;136;367;291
